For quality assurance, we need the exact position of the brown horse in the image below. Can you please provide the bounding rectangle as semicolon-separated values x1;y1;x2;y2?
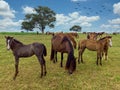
78;36;112;65
50;34;76;74
66;32;79;38
97;32;105;38
5;36;47;80
54;33;77;49
87;32;98;40
51;33;76;67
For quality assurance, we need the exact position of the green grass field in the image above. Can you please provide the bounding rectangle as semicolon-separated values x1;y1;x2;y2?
0;33;120;90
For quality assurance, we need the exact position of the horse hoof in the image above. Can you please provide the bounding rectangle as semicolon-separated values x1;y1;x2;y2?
44;72;47;76
68;71;73;74
60;65;63;67
13;77;16;80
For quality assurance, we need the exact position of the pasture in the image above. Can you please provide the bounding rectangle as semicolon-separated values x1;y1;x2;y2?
0;33;120;90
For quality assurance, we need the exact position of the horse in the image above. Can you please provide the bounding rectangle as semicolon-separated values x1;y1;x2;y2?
5;36;47;80
78;36;112;65
51;33;77;67
50;34;76;74
53;33;77;49
87;32;98;40
97;32;105;38
66;32;79;38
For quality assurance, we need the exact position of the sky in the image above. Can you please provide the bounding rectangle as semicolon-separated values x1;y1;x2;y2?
0;0;120;33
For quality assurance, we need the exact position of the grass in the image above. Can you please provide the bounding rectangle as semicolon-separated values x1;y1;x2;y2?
0;33;120;90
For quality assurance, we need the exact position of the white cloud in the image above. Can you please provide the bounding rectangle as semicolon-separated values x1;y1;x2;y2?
113;2;120;15
0;0;22;32
108;18;120;24
100;24;111;28
69;12;79;19
100;18;120;31
56;14;72;26
0;0;15;18
22;6;36;14
100;2;120;32
0;18;23;29
56;12;100;27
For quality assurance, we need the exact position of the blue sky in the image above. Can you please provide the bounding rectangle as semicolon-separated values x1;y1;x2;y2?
0;0;120;33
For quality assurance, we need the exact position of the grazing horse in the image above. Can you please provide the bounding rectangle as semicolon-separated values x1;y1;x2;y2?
5;36;47;80
87;32;98;40
66;32;79;38
50;34;76;74
51;33;76;67
78;36;112;65
53;33;77;49
97;32;105;38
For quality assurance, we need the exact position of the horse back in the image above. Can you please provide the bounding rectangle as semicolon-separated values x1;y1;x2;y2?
51;35;72;53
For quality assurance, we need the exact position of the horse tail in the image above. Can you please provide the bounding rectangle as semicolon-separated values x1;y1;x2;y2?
50;45;54;60
65;52;76;73
43;44;47;56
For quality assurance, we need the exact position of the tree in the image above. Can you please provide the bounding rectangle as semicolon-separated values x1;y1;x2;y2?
21;6;56;33
70;25;82;32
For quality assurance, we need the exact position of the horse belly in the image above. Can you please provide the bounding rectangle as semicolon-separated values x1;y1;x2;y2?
86;44;97;51
53;45;67;53
17;48;34;57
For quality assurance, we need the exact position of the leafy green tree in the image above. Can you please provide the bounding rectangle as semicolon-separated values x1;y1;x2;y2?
70;25;82;32
21;6;56;33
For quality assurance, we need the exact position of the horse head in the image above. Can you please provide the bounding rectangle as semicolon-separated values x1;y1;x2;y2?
5;36;14;50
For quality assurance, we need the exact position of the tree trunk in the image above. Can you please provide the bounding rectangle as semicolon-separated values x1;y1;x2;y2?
41;29;44;34
41;26;45;34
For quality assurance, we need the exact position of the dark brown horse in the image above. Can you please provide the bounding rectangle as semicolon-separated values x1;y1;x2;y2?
5;36;47;80
78;36;112;65
66;32;79;38
50;34;76;74
51;33;76;67
53;33;77;49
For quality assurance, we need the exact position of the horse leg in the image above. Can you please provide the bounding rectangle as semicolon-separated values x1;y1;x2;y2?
104;50;108;60
54;51;57;63
60;53;63;67
100;54;102;66
42;56;47;76
50;45;55;62
101;51;105;60
37;56;44;78
80;47;85;63
13;57;19;80
96;52;99;65
78;50;80;64
78;47;85;64
97;51;102;65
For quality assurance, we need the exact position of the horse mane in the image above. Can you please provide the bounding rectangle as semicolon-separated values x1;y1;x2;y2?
65;52;76;71
13;39;24;46
62;36;76;72
61;36;74;50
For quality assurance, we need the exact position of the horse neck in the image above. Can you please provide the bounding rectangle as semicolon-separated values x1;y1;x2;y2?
10;39;24;50
99;38;108;46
